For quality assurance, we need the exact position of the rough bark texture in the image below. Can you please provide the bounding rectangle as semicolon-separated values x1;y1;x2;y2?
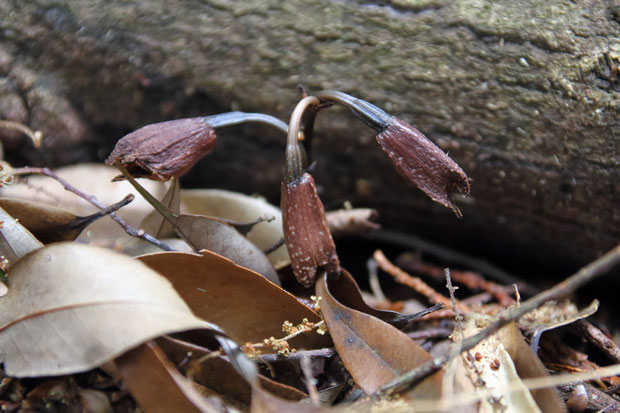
0;0;618;273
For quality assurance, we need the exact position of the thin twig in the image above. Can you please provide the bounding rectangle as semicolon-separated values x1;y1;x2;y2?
367;258;386;302
374;250;468;312
401;257;515;306
374;243;620;397
574;320;620;364
300;355;320;406
258;347;336;363
366;229;537;296
9;167;172;251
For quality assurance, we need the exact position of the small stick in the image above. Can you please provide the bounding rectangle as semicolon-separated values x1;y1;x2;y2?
574;320;620;364
300;355;320;406
402;257;515;306
367;258;387;302
373;250;468;312
366;229;537;295
374;243;620;397
258;347;336;363
9;167;172;251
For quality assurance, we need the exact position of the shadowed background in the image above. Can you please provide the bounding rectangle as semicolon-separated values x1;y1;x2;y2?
0;0;618;280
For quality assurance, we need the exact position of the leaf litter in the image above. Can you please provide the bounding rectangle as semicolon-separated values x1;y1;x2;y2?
0;93;618;413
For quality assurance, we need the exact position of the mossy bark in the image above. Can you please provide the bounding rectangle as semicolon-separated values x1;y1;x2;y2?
1;0;618;271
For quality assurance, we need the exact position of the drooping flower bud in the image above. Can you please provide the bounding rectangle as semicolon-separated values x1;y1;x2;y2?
315;89;470;217
106;112;288;181
376;117;470;217
281;96;340;287
106;117;216;181
282;173;340;287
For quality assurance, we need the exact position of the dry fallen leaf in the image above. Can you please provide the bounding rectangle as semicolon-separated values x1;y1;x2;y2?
175;214;280;285
0;196;131;244
0;164;167;243
181;189;289;269
138;250;330;350
116;341;223;413
158;336;307;408
443;313;564;413
0;242;216;377
0;205;43;263
325;269;434;329
316;272;443;397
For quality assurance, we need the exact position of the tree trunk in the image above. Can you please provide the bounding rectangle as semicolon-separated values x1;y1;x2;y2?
1;0;618;273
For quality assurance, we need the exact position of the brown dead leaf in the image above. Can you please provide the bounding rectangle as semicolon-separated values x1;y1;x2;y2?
316;272;443;397
251;385;326;413
181;189;289;269
326;269;435;329
116;341;222;413
158;336;307;408
0;196;132;244
0;205;43;263
138;250;330;351
0;242;216;377
175;214;280;285
0;164;167;243
444;313;564;413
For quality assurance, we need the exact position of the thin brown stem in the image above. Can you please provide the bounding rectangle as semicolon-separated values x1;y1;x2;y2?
0;120;44;148
114;161;199;252
285;96;319;182
374;243;620;397
9;167;172;251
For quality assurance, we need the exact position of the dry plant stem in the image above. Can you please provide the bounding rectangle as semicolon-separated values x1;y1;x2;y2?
9;167;172;251
367;229;537;296
258;347;336;362
114;161;199;252
574;320;620;364
204;112;288;133
196;320;326;365
404;258;514;306
375;243;620;397
300;355;320;406
0;120;43;148
285;96;320;182
374;249;468;311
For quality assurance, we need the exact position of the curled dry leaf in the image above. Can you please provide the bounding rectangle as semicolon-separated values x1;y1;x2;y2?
443;313;563;413
316;272;443;397
0;196;132;244
0;164;167;243
0;205;43;264
327;269;436;329
0;243;215;377
138;250;330;350
158;336;307;408
116;341;223;413
175;214;280;285
181;189;289;269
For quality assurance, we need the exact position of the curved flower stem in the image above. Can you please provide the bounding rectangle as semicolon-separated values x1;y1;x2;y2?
314;90;392;131
205;112;288;133
285;96;320;183
115;161;199;252
0;120;44;148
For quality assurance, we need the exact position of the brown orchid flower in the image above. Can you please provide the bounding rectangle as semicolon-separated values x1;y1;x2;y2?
314;90;470;217
281;96;340;287
106;112;287;181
